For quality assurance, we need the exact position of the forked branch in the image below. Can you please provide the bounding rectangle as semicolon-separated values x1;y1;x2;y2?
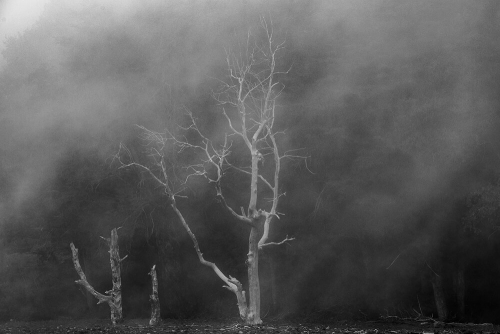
70;243;113;305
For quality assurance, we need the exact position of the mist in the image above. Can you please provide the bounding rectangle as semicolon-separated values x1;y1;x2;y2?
1;0;500;323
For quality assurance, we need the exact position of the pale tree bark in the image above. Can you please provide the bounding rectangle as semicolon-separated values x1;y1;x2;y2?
149;265;161;326
115;18;297;325
70;228;127;325
104;228;126;323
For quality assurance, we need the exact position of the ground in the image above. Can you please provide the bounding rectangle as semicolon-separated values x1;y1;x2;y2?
0;319;497;334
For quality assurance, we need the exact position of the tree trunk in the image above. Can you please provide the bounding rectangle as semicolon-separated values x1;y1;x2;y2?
269;257;277;313
149;265;161;326
247;226;262;324
107;228;124;324
431;273;448;321
454;266;465;320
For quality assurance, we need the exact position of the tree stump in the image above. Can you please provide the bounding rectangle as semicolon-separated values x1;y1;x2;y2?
149;265;161;326
70;228;127;325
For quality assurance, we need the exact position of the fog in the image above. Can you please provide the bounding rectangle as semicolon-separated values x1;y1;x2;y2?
1;0;500;323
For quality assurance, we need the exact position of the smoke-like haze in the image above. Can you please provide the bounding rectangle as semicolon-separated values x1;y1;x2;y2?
0;0;491;219
1;0;500;321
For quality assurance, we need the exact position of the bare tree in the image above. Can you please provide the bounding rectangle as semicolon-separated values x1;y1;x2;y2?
116;19;295;324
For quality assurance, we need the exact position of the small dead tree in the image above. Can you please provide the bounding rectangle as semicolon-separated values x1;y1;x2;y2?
70;228;127;325
149;265;161;326
116;19;297;324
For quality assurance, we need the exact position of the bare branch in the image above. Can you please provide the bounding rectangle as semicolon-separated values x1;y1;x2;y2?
259;235;295;249
224;162;274;191
114;143;168;188
216;186;254;226
386;252;402;270
426;262;440;277
169;200;249;320
280;148;315;175
222;107;245;139
120;162;167;188
258;130;281;248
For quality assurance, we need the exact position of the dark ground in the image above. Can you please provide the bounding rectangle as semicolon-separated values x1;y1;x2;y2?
0;319;497;334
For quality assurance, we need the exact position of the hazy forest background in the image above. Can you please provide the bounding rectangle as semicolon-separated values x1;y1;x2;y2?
2;0;500;323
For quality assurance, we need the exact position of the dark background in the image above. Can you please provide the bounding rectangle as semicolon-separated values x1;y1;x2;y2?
1;0;500;324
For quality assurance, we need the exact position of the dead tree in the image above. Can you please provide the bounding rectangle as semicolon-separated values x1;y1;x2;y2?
149;265;161;326
431;271;448;321
115;19;297;324
70;228;127;325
